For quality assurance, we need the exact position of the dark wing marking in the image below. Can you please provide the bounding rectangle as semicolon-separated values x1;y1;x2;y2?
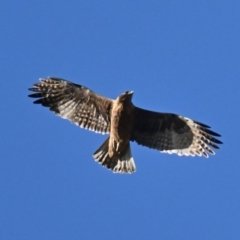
29;77;113;134
131;107;222;157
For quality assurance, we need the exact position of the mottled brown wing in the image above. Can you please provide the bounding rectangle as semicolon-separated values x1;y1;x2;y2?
131;107;222;157
28;77;113;134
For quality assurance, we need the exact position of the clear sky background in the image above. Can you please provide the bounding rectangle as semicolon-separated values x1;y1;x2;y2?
1;1;239;239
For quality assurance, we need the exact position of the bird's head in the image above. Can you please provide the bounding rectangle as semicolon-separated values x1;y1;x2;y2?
117;91;134;103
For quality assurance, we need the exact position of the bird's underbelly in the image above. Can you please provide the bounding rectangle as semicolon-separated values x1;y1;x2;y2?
108;107;134;158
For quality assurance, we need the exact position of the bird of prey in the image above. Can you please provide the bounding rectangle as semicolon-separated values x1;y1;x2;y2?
28;77;222;173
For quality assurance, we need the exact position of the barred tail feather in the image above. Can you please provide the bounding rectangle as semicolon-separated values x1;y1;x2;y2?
93;138;136;173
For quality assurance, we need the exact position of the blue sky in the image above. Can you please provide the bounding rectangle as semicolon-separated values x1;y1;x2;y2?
1;1;239;239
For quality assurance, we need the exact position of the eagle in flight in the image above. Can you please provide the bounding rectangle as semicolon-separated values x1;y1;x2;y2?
29;77;222;173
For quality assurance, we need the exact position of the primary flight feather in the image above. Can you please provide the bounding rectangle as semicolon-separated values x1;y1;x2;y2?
28;77;222;173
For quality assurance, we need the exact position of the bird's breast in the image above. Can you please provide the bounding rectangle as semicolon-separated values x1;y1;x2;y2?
108;103;134;157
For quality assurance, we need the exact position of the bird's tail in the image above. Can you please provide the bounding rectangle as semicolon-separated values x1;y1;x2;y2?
93;137;136;173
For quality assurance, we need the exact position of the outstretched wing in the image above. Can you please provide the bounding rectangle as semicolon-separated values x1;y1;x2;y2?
131;107;222;157
28;77;113;134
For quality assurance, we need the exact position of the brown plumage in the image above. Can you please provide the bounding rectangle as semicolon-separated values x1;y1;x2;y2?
28;77;222;173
